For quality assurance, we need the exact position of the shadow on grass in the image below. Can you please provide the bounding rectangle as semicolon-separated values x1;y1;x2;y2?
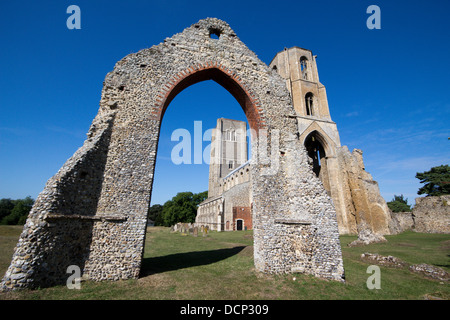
140;246;246;276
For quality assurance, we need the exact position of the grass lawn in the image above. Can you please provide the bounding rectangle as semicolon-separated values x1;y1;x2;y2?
0;226;448;300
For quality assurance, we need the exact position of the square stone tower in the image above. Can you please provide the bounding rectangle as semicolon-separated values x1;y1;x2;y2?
208;118;248;198
269;47;341;195
270;47;394;235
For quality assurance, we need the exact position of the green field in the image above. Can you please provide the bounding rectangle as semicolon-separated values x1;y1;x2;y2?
0;225;449;300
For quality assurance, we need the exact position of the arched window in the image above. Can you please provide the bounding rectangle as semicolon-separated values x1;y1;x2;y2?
304;133;326;178
303;132;331;193
300;56;309;80
225;129;236;141
305;92;314;116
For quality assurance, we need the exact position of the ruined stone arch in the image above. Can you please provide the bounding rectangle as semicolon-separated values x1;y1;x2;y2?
303;129;334;194
155;65;263;132
300;123;337;158
305;131;327;169
1;18;344;290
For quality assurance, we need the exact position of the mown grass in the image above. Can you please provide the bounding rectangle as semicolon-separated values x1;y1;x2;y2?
0;226;448;300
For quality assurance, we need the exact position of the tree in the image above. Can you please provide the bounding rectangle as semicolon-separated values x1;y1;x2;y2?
148;204;163;224
159;191;208;227
193;191;208;204
0;198;15;221
415;165;450;196
0;196;34;225
387;194;412;212
154;210;165;226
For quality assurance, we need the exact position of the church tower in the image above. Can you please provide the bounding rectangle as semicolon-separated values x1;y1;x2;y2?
197;118;250;232
198;46;394;236
269;47;394;235
269;47;341;195
207;118;248;198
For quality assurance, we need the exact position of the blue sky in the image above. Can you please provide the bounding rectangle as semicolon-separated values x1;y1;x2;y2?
0;1;449;207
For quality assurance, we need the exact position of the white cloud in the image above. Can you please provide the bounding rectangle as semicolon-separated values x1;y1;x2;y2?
344;111;359;117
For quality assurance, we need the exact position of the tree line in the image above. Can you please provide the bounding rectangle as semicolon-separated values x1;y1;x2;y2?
0;191;208;227
148;191;208;227
0;196;34;225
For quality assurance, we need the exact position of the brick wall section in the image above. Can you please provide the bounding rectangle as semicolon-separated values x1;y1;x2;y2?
233;206;252;230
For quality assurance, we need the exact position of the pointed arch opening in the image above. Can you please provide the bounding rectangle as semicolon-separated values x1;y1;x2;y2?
305;92;315;116
300;56;310;81
152;80;250;201
147;65;257;235
156;66;264;135
304;131;330;192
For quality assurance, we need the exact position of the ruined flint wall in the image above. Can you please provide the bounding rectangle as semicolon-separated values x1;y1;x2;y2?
2;18;344;290
413;195;450;234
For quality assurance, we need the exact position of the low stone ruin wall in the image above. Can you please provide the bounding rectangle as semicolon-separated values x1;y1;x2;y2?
413;195;450;234
390;195;449;234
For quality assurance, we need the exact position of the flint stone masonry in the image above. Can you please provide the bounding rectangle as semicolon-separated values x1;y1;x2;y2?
412;195;450;234
388;195;450;234
198;46;396;237
361;253;450;282
360;253;408;268
1;18;344;290
348;228;387;247
409;263;450;282
334;147;395;235
390;211;415;233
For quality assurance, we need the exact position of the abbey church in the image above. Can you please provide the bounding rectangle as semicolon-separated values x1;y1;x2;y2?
196;46;395;235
